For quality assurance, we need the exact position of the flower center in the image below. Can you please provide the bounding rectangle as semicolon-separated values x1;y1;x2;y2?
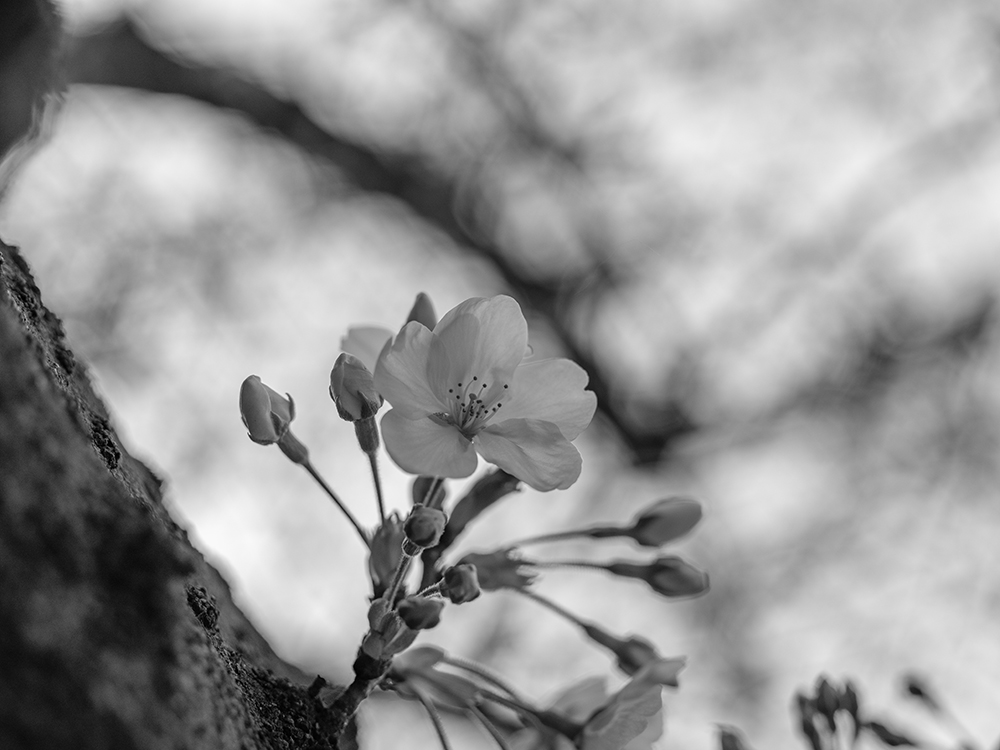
441;375;509;436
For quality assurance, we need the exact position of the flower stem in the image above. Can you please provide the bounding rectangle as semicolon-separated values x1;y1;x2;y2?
421;476;444;509
367;451;387;524
385;553;414;606
442;656;525;702
516;588;589;629
477;688;581;739
303;460;370;550
468;703;513;750
416;581;445;598
407;680;453;750
505;529;602;547
523;559;606;571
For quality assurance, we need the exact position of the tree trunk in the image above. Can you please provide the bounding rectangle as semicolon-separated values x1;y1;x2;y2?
0;238;356;748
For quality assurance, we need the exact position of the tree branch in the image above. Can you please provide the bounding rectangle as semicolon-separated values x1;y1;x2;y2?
64;19;695;465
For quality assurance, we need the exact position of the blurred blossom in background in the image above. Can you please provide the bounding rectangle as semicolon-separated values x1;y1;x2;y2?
3;0;1000;747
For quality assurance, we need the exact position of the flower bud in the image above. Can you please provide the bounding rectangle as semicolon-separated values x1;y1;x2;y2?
613;635;660;676
459;550;536;592
240;375;294;444
718;725;751;750
397;596;444;630
403;505;447;551
814;675;840;732
840;680;860;726
607;556;709;598
580;624;662;677
627;497;703;547
406;292;437;329
369;514;405;597
330;353;383;422
442;564;480;604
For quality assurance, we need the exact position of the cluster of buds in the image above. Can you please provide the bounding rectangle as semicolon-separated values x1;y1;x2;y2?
795;675;862;750
361;598;417;663
237;293;715;750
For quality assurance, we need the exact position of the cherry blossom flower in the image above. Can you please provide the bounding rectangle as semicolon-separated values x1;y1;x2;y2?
373;295;597;491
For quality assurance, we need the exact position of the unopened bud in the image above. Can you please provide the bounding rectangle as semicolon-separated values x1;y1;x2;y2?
369;514;405;597
442;564;480;604
330;353;383;422
628;497;703;547
840;680;860;724
397;596;444;630
404;505;447;552
406;292;437;329
459;550;536;592
815;676;840;731
614;635;660;676
718;725;751;750
607;555;709;598
240;375;294;445
795;692;822;750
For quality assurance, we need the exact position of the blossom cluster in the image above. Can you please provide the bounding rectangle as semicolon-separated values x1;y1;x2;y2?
238;293;709;749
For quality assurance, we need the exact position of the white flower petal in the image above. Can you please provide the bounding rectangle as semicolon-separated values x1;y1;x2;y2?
475;419;583;491
342;326;393;373
499;358;597;440
432;296;527;405
373;322;443;419
381;409;479;479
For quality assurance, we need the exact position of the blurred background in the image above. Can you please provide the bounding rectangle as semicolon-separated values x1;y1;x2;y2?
2;0;1000;747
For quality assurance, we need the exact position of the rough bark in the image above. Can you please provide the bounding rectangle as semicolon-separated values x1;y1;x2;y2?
0;238;356;748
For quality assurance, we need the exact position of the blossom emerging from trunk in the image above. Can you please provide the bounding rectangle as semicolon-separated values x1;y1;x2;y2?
374;295;597;491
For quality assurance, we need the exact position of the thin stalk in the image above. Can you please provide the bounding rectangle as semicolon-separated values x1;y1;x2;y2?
442;657;525;703
408;680;453;750
527;559;607;571
468;704;513;750
367;451;387;524
477;688;580;740
505;529;601;547
385;553;414;606
416;581;445;598
303;461;370;549
475;688;539;719
516;588;589;629
421;476;444;509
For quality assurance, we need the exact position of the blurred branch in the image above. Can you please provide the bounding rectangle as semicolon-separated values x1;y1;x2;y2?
65;18;693;465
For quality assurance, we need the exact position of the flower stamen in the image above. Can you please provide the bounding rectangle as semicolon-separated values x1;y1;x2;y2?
442;377;511;435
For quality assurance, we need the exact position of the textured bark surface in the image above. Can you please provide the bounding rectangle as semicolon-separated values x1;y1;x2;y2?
0;239;356;749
